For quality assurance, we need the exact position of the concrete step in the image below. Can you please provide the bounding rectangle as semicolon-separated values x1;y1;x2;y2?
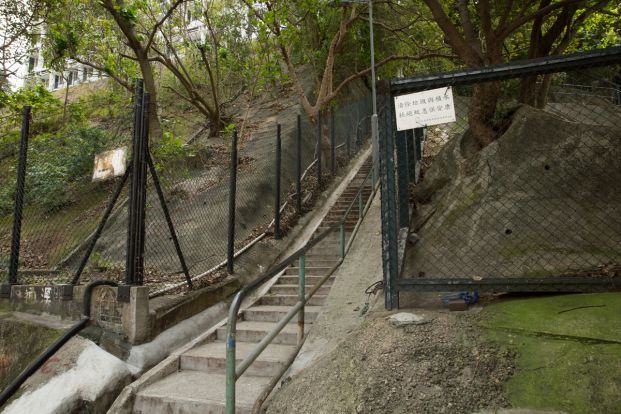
180;341;296;377
260;294;326;307
134;370;269;414
243;305;321;323
301;254;341;260
216;321;301;345
268;284;331;296
284;266;332;275
277;275;335;285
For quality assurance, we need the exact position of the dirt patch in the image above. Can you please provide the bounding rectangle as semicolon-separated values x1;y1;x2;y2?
265;311;514;414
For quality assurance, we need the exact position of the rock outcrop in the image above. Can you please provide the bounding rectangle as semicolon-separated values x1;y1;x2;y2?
407;104;621;279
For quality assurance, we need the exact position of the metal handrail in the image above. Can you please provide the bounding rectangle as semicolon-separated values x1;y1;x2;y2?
225;160;376;413
0;280;118;407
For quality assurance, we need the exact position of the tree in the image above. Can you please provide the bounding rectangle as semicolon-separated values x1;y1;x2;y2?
242;0;451;161
419;0;615;148
0;0;52;92
150;0;251;136
518;0;611;108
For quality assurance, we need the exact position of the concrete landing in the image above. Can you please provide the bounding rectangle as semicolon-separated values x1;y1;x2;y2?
134;371;270;414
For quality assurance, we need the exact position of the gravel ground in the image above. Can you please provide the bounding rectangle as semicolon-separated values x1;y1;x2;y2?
265;310;514;414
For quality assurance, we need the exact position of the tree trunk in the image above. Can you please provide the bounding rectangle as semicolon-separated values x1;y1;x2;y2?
468;81;501;149
209;110;221;137
519;76;539;106
536;74;553;108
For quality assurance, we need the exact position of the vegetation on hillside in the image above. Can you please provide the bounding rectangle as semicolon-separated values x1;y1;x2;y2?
0;0;619;270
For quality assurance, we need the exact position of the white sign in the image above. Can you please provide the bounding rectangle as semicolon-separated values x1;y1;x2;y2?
92;147;128;182
394;86;456;131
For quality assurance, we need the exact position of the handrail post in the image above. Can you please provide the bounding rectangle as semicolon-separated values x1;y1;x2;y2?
297;254;305;344
339;223;345;259
225;296;239;414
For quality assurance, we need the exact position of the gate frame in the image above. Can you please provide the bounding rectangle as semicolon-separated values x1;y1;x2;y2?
378;46;621;310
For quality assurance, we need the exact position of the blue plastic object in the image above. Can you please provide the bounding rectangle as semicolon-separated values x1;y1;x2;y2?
442;290;479;306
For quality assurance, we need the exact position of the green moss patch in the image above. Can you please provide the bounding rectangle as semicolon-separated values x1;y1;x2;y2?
481;293;621;413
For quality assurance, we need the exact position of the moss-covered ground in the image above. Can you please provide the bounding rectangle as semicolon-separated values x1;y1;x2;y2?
480;293;621;413
0;314;63;389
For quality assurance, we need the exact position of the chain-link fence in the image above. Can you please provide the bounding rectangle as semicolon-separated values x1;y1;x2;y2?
378;47;621;309
0;90;372;296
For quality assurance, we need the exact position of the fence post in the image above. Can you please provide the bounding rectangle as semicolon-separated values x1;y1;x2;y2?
227;130;238;274
377;80;399;310
395;130;411;229
136;92;149;286
346;125;351;160
274;124;282;240
296;115;302;215
1;106;31;297
330;108;336;175
297;254;305;344
122;80;147;300
316;111;322;189
406;130;416;182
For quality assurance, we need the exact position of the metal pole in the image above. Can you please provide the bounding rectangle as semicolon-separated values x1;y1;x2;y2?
274;124;282;240
227;130;238;273
317;111;322;189
330;108;336;175
125;80;144;287
72;165;131;285
406;130;416;182
296;115;302;215
146;152;193;289
225;330;236;414
6;106;30;289
358;192;363;226
369;0;379;185
347;125;351;159
339;223;346;259
297;254;305;344
395;130;411;228
377;80;400;310
135;91;149;285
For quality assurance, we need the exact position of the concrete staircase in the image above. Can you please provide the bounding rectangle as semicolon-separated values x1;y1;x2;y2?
132;159;373;414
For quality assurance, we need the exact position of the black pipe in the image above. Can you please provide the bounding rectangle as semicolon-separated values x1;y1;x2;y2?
7;106;31;287
296;116;302;215
274;124;282;240
227;129;238;274
0;280;118;407
72;165;132;285
390;46;621;94
146;153;193;289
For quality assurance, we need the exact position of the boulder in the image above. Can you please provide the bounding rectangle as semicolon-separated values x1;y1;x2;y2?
408;104;621;279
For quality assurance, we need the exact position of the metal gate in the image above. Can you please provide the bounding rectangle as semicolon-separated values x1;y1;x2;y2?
378;47;621;309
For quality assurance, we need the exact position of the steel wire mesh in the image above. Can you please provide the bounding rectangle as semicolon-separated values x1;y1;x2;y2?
405;66;621;283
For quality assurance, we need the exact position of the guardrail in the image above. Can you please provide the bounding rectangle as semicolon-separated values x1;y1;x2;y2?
0;280;118;407
225;159;377;413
